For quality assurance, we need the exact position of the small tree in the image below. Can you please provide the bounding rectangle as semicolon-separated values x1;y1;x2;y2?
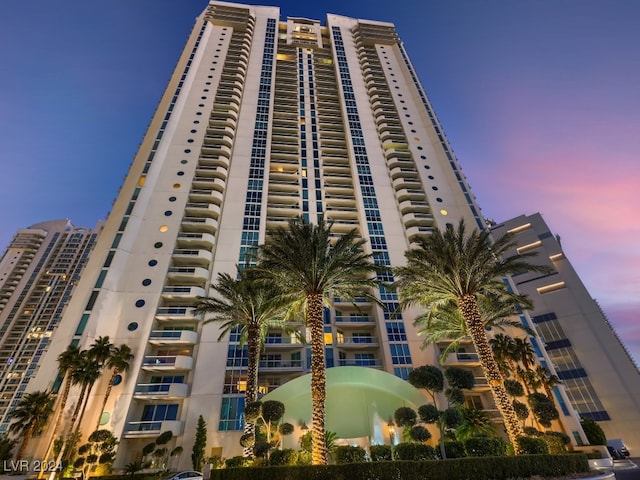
73;430;118;478
528;392;559;428
192;416;207;471
580;417;607;445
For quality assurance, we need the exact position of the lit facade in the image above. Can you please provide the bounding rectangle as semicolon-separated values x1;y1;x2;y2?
491;213;640;452
0;219;98;432
28;2;585;466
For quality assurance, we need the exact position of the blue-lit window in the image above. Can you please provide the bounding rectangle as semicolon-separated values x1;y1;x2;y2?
141;403;178;422
219;397;244;431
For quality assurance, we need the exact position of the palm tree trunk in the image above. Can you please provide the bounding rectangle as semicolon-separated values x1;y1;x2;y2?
16;424;34;462
308;293;328;465
42;373;72;465
242;326;260;458
458;294;525;454
62;386;87;462
95;372;117;432
74;383;95;440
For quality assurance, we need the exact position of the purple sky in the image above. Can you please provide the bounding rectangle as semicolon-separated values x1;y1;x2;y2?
1;1;638;361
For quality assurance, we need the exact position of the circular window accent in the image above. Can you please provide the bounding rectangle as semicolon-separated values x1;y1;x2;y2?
177;171;185;176
203;89;209;92
154;242;163;248
424;165;430;169
428;175;434;180
206;82;211;85
436;197;443;203
169;196;177;202
148;259;158;266
440;209;448;216
194;120;200;124
201;96;207;100
164;211;173;216
99;411;111;425
432;186;439;191
159;225;169;232
417;146;423;150
180;160;188;164
190;129;197;133
184;149;191;153
420;155;427;160
135;299;145;308
142;279;152;286
196;112;202;116
408;121;414;125
113;374;123;386
187;139;194;143
127;322;139;331
173;183;181;189
198;104;205;107
411;129;417;133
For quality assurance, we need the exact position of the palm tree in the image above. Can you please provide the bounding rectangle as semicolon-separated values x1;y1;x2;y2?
42;345;82;463
530;365;560;401
8;391;54;461
414;294;531;364
456;407;495;442
95;344;134;431
63;353;101;461
87;336;113;368
256;217;380;465
392;219;551;454
194;267;296;458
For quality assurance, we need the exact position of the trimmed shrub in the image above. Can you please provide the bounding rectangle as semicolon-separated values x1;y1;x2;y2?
225;456;246;468
409;425;431;442
517;436;549;454
541;434;567;454
269;448;298;466
334;445;366;464
369;444;392;461
580;417;607;445
444;440;466;458
464;436;507;457
393;442;436;461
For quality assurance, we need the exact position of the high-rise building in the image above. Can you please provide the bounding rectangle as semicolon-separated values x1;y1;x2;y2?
0;219;99;432
491;213;640;452
27;2;585;466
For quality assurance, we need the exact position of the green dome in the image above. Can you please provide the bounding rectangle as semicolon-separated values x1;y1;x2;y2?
262;366;427;441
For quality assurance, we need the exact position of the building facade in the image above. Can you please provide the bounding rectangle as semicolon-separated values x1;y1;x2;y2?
28;2;585;466
0;219;98;432
491;213;640;452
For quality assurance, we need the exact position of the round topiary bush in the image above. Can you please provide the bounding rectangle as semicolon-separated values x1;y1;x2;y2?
464;435;507;457
444;440;466;458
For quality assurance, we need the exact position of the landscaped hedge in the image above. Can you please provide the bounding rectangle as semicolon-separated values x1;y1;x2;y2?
208;454;590;480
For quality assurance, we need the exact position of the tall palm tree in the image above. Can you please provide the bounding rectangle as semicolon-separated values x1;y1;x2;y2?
256;217;380;465
63;353;101;461
392;219;551;454
414;293;531;363
8;391;54;461
87;336;113;368
95;344;134;431
43;345;82;463
489;333;518;377
194;267;296;458
530;365;560;401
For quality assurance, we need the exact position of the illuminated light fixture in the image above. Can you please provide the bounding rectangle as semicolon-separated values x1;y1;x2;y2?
440;209;448;216
516;240;542;254
137;175;147;187
159;225;169;232
536;282;566;294
549;253;565;261
507;223;531;234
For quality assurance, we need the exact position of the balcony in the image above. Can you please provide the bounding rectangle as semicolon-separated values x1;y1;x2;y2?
337;359;382;369
172;249;213;267
180;217;219;235
258;359;304;373
165;267;209;285
141;355;193;372
123;420;184;439
263;337;303;350
161;286;206;300
155;307;198;322
442;352;480;367
334;316;375;328
336;336;379;350
148;330;198;345
133;382;189;400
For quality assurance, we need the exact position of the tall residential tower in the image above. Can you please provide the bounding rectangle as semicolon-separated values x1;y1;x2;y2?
28;2;585;466
0;220;98;432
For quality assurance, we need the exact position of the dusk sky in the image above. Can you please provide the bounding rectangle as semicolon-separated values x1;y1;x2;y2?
1;1;638;360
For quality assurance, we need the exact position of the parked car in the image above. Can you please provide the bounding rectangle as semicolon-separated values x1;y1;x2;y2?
607;438;630;458
607;446;624;460
163;472;203;480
